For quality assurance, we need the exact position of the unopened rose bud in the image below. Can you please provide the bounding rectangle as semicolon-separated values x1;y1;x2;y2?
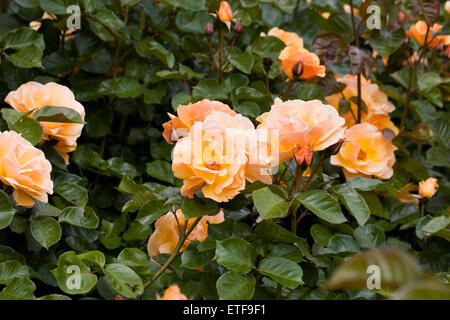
323;138;345;157
295;146;313;167
263;57;273;71
234;21;243;34
292;60;304;77
435;41;444;52
204;22;214;36
217;1;233;23
408;123;434;142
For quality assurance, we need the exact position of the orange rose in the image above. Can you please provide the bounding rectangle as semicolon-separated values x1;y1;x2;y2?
0;131;53;208
325;75;399;135
5;82;85;163
162;99;236;144
330;123;397;180
158;285;188;300
279;46;326;80
257;98;345;162
147;209;224;256
263;27;304;48
217;1;232;23
172;111;273;202
419;177;439;198
408;21;450;48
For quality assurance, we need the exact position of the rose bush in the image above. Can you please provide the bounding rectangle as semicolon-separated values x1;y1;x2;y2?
0;0;448;301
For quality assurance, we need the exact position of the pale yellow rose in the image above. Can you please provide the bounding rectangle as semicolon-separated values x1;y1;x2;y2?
162;99;235;144
330;123;397;180
5;82;85;163
172;111;272;202
257;98;345;162
147;209;224;256
0;131;53;208
325;75;399;135
158;285;188;300
419;177;439;198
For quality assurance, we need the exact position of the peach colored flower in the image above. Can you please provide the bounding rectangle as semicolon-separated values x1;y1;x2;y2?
408;21;450;48
330;123;397;180
147;209;224;256
172;111;273;202
5;82;85;163
446;1;450;14
279;46;326;80
162;99;236;144
263;27;304;48
419;178;439;198
325;75;399;135
257;98;345;162
217;1;233;23
158;285;188;300
0;131;53;208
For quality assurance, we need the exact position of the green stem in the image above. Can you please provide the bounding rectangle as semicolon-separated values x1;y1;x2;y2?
143;216;202;289
217;28;225;83
300;155;325;193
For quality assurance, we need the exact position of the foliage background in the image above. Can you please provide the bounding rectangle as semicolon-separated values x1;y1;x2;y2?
0;0;449;300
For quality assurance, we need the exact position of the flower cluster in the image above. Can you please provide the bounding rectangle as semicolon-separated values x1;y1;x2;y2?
1;82;84;207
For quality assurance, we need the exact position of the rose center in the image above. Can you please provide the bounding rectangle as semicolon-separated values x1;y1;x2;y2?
205;160;220;171
357;149;367;160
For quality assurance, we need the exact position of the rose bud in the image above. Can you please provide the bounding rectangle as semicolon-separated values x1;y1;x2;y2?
204;22;214;36
295;146;313;167
444;46;450;59
263;57;273;71
234;21;243;34
323;138;345;157
419;177;439;198
292;60;304;77
217;1;232;23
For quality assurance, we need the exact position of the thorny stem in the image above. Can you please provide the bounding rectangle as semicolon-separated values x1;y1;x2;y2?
143;217;202;289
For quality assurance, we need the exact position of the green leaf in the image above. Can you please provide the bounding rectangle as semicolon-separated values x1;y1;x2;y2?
326;248;423;290
117;248;148;267
310;224;333;246
5;44;43;68
216;271;255;300
136;199;170;226
146;160;175;184
332;184;370;226
249;36;285;58
296;84;325;102
192;79;229;100
167;0;206;10
229;48;254;74
30;216;62;249
426;146;450;167
257;257;303;289
215;237;257;273
254;220;302;243
40;0;76;15
181;197;220;219
134;38;175;68
12;117;43;146
52;251;97;295
369;29;405;57
33;106;85;124
181;242;214;269
418;73;442;92
391;280;450;300
0;277;36;300
417;0;440;26
0;260;29;285
54;182;89;207
353;224;385;249
295;190;347;224
0;190;16;230
234;101;260;118
253;187;290;219
59;207;99;229
327;234;360;254
175;10;213;33
77;251;106;268
4;27;44;51
104;263;144;299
